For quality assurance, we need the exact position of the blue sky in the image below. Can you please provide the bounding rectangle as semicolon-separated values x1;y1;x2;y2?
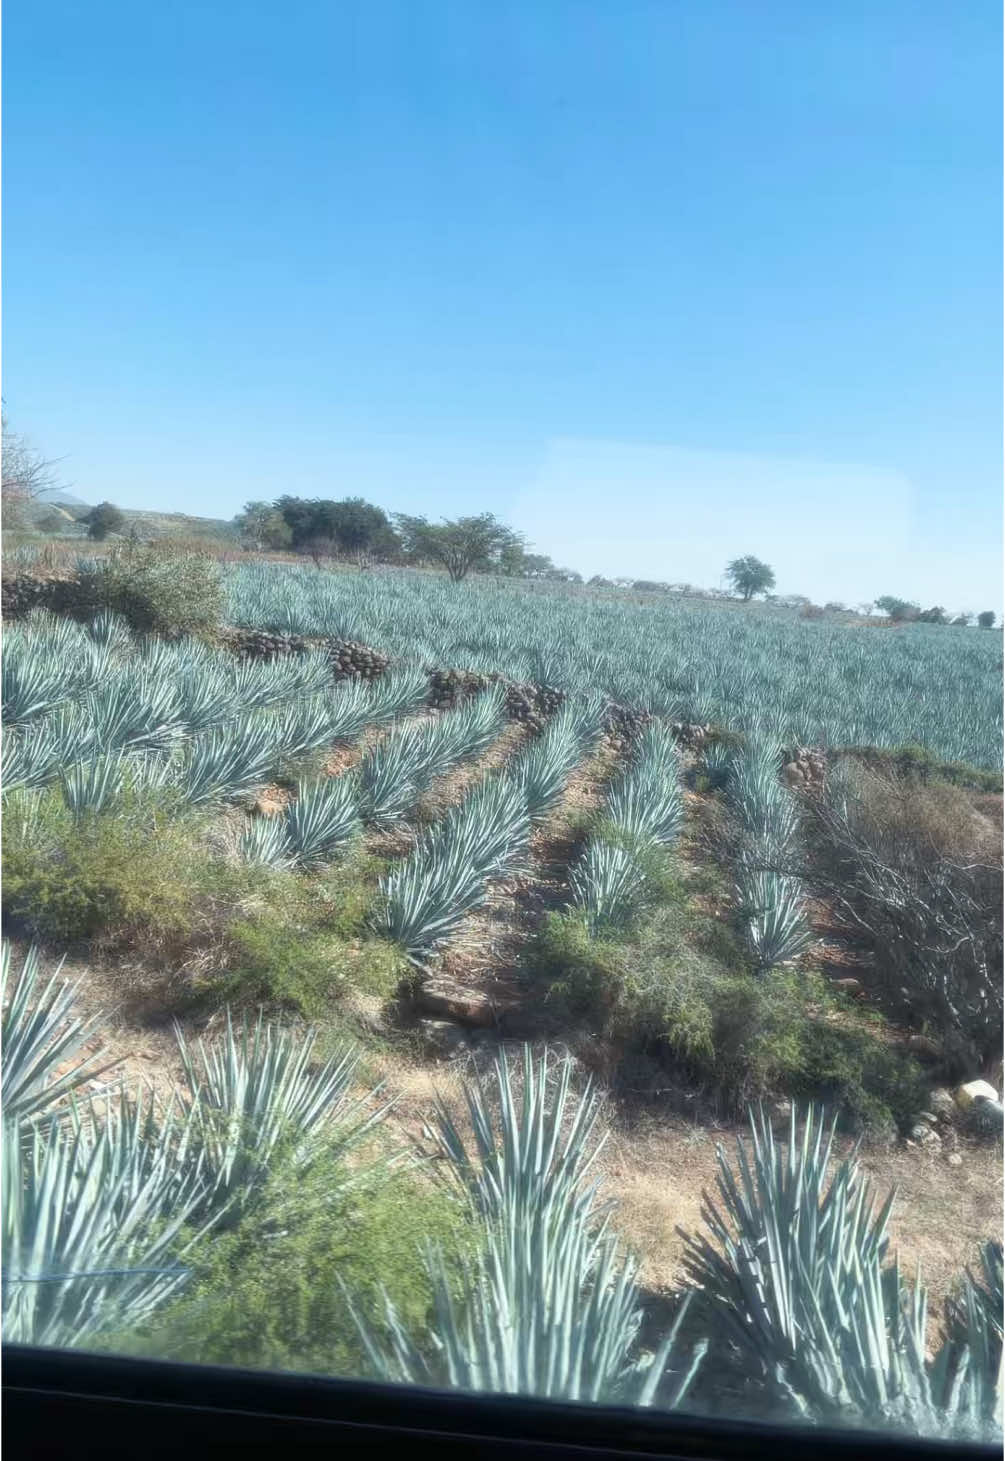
4;1;1001;609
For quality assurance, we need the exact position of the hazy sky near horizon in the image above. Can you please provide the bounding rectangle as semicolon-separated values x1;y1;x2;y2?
4;1;1001;610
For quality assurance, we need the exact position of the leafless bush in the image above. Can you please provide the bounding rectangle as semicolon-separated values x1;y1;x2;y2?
804;762;1002;1071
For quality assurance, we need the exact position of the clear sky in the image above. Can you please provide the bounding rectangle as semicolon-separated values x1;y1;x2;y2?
4;1;1001;610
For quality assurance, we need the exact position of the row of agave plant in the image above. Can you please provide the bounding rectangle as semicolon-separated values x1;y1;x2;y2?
2;942;1000;1438
705;737;812;972
570;721;685;931
219;559;1002;769
376;699;606;962
3;611;433;808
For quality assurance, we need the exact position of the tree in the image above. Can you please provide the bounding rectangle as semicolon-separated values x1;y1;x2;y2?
916;606;948;625
978;610;997;629
234;501;292;551
2;416;64;528
85;502;126;541
273;495;399;563
952;612;973;627
874;595;920;623
725;555;776;601
393;513;523;582
299;535;339;569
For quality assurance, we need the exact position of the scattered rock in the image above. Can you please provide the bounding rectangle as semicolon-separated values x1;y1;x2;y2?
831;977;863;995
917;1111;939;1126
769;1099;793;1127
955;1079;1001;1109
909;1122;941;1146
417;1019;470;1058
946;1152;963;1167
928;1087;957;1119
908;1034;944;1062
417;981;497;1028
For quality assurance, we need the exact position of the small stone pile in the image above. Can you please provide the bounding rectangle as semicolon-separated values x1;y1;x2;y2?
217;627;317;659
217;627;391;680
328;639;391;681
781;747;827;794
427;668;566;730
1;572;94;621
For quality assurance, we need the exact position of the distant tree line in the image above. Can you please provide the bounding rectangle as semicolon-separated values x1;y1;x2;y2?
232;496;581;582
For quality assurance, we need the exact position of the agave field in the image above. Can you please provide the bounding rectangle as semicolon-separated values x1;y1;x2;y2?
1;561;1002;1439
221;562;1003;770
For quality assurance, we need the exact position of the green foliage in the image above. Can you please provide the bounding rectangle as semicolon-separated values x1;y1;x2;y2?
234;501;293;550
394;512;524;582
726;555;775;601
76;542;224;637
222;913;405;1018
141;1149;470;1378
2;794;199;946
977;610;996;629
874;595;920;623
85;501;126;541
530;884;924;1133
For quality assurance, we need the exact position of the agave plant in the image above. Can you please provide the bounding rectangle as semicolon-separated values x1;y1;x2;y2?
734;868;812;971
942;1242;1004;1429
570;840;646;932
1;647;73;726
84;675;184;755
1;943;112;1122
176;715;277;804
348;1048;706;1406
376;776;528;958
679;1104;1001;1439
86;608;133;649
174;1013;384;1223
1;1111;204;1348
60;752;126;820
238;813;295;868
512;701;600;821
360;690;504;827
284;777;360;865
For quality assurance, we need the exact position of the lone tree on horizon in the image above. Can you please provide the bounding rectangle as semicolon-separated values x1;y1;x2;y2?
394;512;524;582
726;555;775;601
978;610;997;629
85;501;126;541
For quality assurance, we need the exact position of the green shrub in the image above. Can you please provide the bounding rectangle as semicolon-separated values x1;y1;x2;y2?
136;1146;472;1378
2;796;198;946
76;542;224;637
221;914;406;1018
529;882;925;1134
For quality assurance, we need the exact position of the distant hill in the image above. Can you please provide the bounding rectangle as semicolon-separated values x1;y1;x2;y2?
23;500;239;545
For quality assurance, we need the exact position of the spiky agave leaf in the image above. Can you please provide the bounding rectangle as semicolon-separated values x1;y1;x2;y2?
734;868;812;970
86;608;132;649
1;648;72;726
238;813;295;868
284;776;360;865
176;715;277;804
677;1103;999;1437
347;1048;706;1406
360;689;504;827
375;776;528;958
1;1109;203;1348
174;1013;384;1223
941;1241;1004;1430
1;725;60;793
570;840;646;932
83;674;184;755
60;752;125;819
512;702;596;821
1;943;111;1122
